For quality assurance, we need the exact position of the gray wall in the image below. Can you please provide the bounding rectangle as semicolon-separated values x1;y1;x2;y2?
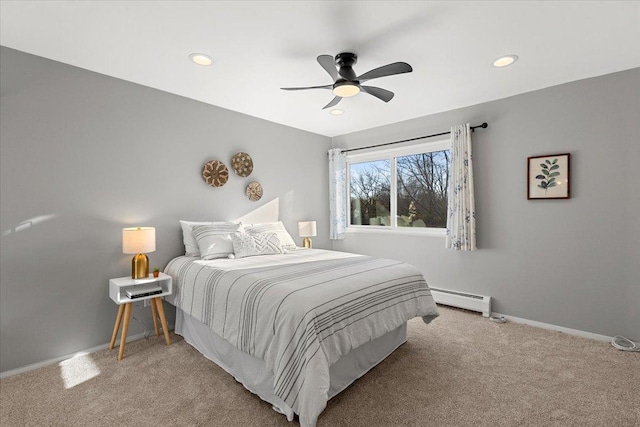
1;45;637;373
0;47;331;372
332;68;640;340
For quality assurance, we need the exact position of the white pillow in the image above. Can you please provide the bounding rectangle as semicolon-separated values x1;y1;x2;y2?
244;221;297;250
231;232;284;259
180;220;212;256
192;223;243;260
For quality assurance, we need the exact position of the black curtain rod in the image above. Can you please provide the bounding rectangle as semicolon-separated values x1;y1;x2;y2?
340;122;488;154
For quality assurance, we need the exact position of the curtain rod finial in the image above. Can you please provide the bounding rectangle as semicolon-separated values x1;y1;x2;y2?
472;122;488;132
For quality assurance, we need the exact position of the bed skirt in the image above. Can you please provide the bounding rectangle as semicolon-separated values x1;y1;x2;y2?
176;308;408;422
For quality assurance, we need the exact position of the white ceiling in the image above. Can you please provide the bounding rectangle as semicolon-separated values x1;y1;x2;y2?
1;1;639;137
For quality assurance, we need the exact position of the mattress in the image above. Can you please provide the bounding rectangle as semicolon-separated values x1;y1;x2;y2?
165;248;438;426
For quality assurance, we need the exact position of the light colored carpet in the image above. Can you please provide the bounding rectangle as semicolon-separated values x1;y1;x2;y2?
1;307;638;426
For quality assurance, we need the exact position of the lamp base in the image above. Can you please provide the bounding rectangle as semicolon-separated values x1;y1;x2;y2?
132;253;149;279
303;237;312;249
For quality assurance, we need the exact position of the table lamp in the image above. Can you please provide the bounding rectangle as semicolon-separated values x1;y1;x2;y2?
298;221;317;249
122;227;156;279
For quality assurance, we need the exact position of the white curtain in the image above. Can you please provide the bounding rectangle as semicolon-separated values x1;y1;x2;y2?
446;123;477;251
328;148;347;240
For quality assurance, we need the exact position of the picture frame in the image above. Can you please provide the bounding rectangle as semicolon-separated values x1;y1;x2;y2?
527;153;570;199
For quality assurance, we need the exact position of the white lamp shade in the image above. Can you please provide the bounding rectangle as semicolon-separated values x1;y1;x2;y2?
298;221;317;238
122;227;156;254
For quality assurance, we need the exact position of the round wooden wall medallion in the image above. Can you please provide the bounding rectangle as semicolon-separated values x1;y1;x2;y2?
231;152;254;177
246;181;263;201
202;160;229;187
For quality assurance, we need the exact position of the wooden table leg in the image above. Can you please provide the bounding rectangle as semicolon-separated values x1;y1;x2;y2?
109;304;125;350
154;298;171;346
118;303;132;361
150;299;160;336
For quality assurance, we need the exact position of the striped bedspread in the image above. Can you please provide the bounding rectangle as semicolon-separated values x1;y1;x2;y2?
165;249;439;427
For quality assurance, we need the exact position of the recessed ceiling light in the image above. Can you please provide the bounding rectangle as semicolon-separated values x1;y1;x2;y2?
492;54;519;68
189;53;213;66
330;109;344;115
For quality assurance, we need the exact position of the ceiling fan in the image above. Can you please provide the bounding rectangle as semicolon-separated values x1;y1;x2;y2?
281;52;413;109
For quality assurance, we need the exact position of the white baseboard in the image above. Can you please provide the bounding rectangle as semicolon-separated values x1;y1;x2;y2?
492;312;612;342
0;325;174;379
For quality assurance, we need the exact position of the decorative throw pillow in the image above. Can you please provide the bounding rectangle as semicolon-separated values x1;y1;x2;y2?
231;232;284;258
244;221;297;250
190;222;243;259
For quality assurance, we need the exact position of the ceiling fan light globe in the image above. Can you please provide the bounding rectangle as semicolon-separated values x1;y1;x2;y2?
333;82;360;98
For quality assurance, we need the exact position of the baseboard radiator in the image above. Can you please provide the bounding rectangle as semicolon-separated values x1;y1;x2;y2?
429;287;491;318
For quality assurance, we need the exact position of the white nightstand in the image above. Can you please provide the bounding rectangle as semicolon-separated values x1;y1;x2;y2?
108;273;173;361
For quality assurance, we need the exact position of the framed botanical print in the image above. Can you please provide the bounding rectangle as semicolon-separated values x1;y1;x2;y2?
527;153;570;199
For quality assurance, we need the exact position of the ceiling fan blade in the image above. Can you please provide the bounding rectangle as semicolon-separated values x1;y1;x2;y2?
357;62;413;83
360;86;395;103
281;84;332;91
317;55;338;82
322;96;342;109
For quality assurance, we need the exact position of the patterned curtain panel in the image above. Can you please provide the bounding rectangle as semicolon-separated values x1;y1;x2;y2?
446;124;477;251
328;148;347;240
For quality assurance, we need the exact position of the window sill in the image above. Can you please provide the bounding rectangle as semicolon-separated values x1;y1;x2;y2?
346;226;446;237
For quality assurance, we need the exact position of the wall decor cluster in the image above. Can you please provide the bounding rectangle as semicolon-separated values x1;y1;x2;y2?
246;181;263;201
231;152;254;177
202;160;229;187
201;152;262;201
527;153;570;199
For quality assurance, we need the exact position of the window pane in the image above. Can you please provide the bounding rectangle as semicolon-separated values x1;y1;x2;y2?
396;150;450;228
350;160;391;226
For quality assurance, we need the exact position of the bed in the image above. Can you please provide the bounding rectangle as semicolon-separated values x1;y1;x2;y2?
164;248;439;427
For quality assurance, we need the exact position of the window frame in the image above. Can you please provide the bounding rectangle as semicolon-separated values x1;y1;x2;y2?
346;138;450;236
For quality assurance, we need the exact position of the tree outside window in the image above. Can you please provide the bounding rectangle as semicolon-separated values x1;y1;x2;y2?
347;143;450;231
396;151;449;228
349;160;390;226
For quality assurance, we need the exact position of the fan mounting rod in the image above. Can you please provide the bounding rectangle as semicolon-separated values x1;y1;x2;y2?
335;52;358;81
335;52;357;67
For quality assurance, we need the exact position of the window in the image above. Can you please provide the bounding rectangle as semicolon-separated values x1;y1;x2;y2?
349;159;390;226
347;139;450;234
